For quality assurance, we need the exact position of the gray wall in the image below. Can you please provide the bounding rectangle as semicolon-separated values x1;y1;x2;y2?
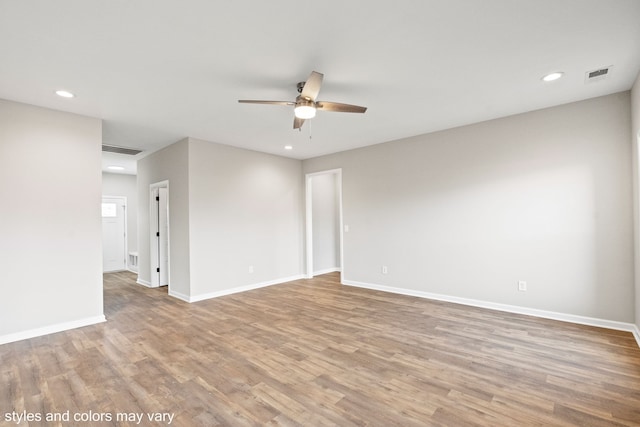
303;92;634;323
188;138;303;297
137;139;191;295
0;99;104;341
631;73;640;332
102;172;137;254
137;138;304;300
2;88;635;344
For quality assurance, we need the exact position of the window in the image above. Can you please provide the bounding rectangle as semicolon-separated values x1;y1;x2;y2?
101;203;117;218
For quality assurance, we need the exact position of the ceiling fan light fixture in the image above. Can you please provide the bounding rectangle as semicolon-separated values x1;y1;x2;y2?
238;71;366;130
294;99;316;119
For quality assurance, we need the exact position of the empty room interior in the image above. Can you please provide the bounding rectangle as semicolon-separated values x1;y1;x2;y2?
2;1;640;425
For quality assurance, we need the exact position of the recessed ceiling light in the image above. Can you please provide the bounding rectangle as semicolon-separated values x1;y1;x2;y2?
55;90;75;98
542;72;564;82
107;165;125;171
284;145;293;150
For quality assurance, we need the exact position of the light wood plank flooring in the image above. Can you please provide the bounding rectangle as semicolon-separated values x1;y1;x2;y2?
1;271;640;426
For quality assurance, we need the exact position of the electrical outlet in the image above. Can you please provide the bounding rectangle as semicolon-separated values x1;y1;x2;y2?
249;265;254;274
382;265;388;274
518;280;527;291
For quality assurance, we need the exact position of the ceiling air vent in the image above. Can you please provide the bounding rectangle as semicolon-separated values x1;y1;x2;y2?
101;144;142;156
585;66;612;84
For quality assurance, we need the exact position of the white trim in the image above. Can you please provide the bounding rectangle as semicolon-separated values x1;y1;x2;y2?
337;172;344;280
149;181;170;290
343;279;640;346
178;274;306;303
305;174;313;279
0;315;106;345
313;267;341;276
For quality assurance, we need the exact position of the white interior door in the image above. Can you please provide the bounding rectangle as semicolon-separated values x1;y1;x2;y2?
150;184;169;287
158;187;169;286
102;196;126;272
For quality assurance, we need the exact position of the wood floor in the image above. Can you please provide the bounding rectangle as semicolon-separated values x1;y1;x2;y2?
1;272;640;426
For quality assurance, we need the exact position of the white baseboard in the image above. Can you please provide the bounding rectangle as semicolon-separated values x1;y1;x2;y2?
313;267;341;276
184;274;306;303
632;324;640;348
343;279;640;348
0;315;106;345
168;289;190;302
136;278;153;287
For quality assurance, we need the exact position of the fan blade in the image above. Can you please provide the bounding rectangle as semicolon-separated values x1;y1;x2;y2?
316;101;367;113
293;116;305;129
238;100;294;106
300;71;324;101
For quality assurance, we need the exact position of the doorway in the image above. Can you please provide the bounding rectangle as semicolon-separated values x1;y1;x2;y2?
305;169;343;278
150;181;169;287
102;196;127;272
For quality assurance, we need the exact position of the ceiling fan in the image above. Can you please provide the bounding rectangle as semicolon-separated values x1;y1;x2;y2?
238;71;367;130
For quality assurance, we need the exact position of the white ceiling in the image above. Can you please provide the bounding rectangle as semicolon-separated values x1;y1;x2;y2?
1;1;639;174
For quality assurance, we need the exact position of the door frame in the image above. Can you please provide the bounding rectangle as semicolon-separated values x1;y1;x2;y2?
102;195;127;272
149;180;170;288
305;168;344;279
